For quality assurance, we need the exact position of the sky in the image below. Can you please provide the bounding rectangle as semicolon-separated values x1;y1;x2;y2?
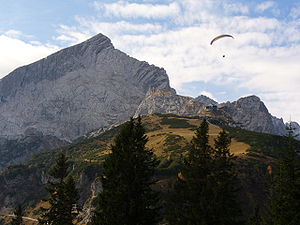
0;0;299;123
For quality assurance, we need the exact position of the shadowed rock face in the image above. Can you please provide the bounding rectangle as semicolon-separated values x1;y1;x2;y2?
219;96;275;133
0;33;173;141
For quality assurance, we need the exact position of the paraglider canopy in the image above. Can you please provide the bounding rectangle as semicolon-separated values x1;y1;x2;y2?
210;34;234;45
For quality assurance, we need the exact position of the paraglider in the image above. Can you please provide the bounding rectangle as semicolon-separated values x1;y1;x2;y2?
210;34;234;58
210;34;234;45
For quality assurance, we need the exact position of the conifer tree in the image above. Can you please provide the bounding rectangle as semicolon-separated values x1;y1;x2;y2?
212;129;241;225
168;121;241;225
10;204;23;225
39;153;78;225
264;124;300;225
91;117;159;225
167;119;214;225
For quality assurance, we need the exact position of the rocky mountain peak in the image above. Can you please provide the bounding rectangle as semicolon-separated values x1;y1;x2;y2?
195;95;218;105
0;33;173;140
220;95;275;133
236;95;261;104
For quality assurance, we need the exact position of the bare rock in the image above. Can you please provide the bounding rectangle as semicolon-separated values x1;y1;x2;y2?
0;33;173;141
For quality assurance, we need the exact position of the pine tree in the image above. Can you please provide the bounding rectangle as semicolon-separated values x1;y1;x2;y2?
39;153;78;225
264;124;300;225
168;121;241;225
212;129;241;225
91;117;159;225
10;204;23;225
167;119;214;225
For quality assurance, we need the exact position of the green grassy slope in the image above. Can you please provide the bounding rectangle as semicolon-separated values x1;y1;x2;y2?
0;113;299;221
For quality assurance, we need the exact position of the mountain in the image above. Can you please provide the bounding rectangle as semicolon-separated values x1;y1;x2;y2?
0;33;173;141
219;95;276;134
0;32;298;172
134;90;295;138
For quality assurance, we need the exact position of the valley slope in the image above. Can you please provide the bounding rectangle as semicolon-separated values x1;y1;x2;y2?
1;114;298;223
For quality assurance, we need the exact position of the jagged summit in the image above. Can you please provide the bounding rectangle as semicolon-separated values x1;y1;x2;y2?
0;33;113;98
0;33;173;140
237;95;261;102
195;95;218;105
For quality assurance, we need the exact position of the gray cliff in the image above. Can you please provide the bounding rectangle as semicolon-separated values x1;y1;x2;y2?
0;33;173;141
220;97;298;138
219;96;275;134
134;89;204;117
134;91;294;138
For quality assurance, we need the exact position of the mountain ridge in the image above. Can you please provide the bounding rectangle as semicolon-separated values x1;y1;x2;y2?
0;33;173;141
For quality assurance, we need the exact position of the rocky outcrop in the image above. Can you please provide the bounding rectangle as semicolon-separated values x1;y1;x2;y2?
272;116;287;136
134;89;204;117
135;91;296;138
0;33;173;141
219;96;275;134
289;122;300;139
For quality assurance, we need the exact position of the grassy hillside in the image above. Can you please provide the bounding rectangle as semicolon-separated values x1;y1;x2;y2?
1;113;299;223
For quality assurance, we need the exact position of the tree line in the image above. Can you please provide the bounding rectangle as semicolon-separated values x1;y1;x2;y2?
9;117;300;225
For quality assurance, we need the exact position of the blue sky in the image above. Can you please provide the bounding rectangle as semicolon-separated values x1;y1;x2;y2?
0;0;300;122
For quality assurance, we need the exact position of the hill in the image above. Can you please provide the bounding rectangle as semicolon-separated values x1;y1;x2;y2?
0;114;299;223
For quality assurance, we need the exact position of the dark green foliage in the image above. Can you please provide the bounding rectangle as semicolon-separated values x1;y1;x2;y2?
164;134;188;153
161;117;196;129
247;205;262;225
91;117;160;225
39;153;79;225
263;125;300;225
212;129;242;225
10;204;23;225
167;120;241;225
167;119;213;225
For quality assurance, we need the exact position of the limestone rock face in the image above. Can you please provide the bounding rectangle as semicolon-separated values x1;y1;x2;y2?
219;96;275;133
0;33;173;141
272;116;287;136
134;89;204;117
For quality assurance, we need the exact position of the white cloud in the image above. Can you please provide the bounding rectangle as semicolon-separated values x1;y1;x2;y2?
256;1;276;12
223;3;249;15
0;33;59;78
55;17;163;45
93;1;180;19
